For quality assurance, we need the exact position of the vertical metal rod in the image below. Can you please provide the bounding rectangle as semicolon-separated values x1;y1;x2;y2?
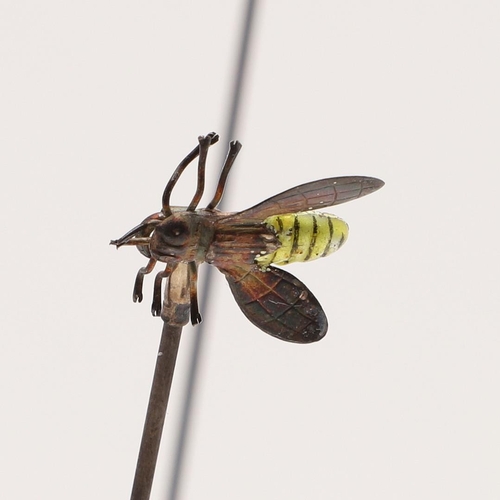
130;323;182;500
166;1;258;499
223;0;257;143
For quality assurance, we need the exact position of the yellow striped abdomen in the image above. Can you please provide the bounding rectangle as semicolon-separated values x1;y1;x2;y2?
255;212;349;268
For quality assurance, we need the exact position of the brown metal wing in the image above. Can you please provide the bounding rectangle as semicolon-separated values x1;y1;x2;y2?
220;176;384;223
218;264;328;343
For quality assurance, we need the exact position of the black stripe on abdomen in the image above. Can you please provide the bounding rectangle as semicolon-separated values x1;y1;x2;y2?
321;216;334;257
304;214;318;261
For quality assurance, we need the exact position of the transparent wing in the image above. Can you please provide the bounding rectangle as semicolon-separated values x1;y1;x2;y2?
218;264;328;343
221;176;384;223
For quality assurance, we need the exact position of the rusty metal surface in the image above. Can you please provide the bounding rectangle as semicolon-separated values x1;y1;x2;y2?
130;322;182;500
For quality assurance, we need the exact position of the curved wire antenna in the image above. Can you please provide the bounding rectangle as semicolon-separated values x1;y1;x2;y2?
162;132;219;216
167;2;258;500
109;216;163;248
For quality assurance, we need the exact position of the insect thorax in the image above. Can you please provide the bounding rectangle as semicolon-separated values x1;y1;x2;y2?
255;212;349;267
149;212;216;264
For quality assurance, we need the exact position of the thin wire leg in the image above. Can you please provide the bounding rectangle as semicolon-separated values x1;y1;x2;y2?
162;132;219;216
152;265;171;317
187;135;212;211
206;140;242;210
188;261;202;325
133;258;157;303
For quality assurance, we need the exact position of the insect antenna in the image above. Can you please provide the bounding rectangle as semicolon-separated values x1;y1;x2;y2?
162;132;219;216
110;217;162;248
206;140;242;210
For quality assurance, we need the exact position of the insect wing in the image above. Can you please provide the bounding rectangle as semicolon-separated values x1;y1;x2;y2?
221;176;384;223
219;264;328;343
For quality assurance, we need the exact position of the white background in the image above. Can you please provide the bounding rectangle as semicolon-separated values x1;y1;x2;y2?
1;1;499;499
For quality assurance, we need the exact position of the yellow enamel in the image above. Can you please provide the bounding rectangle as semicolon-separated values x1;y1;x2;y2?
255;212;349;268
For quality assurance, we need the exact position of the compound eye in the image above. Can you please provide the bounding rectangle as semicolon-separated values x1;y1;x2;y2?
156;219;190;246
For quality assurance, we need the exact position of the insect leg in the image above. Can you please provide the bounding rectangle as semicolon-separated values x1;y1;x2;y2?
133;257;157;303
162;132;219;216
151;264;173;317
188;261;202;325
187;134;213;211
206;140;242;210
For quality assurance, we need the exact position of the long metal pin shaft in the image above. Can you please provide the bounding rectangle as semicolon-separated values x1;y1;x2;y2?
167;2;258;500
130;322;182;500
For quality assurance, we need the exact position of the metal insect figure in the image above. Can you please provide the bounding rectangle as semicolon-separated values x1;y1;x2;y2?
111;133;384;343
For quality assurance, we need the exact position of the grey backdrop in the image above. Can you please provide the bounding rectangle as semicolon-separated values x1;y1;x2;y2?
1;1;499;499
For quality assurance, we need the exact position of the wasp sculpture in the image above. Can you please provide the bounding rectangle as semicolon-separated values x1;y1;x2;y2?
111;133;384;343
